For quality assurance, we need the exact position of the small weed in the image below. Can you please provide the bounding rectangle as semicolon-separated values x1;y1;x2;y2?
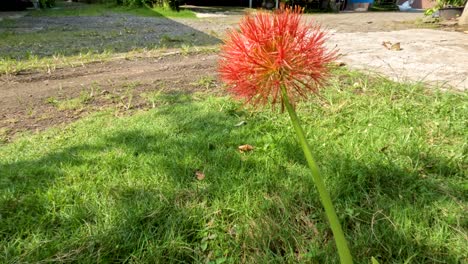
26;104;35;116
79;90;93;104
56;88;95;111
45;97;59;106
180;43;191;56
88;82;101;98
0;128;8;143
191;76;217;89
141;89;165;108
124;94;134;110
119;82;140;110
57;98;84;111
122;82;141;90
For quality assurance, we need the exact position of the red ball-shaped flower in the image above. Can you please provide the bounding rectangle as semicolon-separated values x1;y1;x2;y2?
219;8;336;109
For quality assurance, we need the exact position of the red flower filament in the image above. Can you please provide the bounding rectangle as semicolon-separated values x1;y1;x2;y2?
219;8;336;109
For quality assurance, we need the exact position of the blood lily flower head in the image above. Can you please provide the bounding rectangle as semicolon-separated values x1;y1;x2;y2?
219;7;336;110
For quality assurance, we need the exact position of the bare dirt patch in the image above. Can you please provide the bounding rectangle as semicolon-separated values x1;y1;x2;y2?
0;53;221;141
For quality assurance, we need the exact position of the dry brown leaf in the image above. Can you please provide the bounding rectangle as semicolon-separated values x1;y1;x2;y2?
195;171;205;180
382;41;402;51
238;144;254;153
390;42;401;51
382;41;391;50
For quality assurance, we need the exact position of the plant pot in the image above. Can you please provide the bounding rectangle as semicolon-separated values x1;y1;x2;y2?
439;7;464;20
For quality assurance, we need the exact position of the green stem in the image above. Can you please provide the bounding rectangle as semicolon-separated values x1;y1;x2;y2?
281;86;353;264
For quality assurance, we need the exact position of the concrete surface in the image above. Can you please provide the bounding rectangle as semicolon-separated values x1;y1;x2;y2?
328;29;468;90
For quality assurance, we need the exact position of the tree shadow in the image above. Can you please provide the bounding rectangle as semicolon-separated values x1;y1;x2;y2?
0;98;243;261
273;139;466;262
0;2;221;59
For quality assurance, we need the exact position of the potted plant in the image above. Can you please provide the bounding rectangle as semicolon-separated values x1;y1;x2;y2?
425;0;467;20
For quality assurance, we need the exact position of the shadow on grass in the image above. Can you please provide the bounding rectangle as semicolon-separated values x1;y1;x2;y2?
0;96;465;262
0;96;239;262
259;139;466;263
0;2;221;59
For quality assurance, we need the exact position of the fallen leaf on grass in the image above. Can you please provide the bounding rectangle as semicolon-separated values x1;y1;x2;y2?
238;144;254;153
195;171;205;180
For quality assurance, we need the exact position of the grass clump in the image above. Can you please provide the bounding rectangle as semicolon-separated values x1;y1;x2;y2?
191;76;217;89
0;47;220;75
0;128;8;144
0;51;112;75
0;71;466;263
56;97;90;111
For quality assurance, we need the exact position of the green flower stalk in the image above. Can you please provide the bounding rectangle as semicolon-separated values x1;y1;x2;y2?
219;8;353;263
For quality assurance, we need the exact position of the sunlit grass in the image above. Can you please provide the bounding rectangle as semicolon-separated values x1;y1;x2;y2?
30;1;196;18
1;70;466;263
0;46;219;74
0;51;112;74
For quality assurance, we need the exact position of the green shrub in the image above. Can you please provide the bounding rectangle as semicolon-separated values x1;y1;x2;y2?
425;0;467;15
153;0;180;11
39;0;55;8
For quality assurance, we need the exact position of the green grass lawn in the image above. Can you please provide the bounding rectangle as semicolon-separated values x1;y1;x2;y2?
0;1;218;71
0;70;466;263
